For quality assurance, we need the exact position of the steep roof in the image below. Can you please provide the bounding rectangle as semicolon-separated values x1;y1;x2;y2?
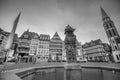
39;34;50;41
51;32;62;41
19;30;39;40
100;7;109;20
82;39;102;48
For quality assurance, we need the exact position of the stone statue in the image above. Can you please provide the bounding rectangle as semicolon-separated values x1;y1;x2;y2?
64;25;77;63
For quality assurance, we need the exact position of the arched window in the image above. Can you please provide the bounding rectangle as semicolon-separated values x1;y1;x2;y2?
106;24;109;29
115;46;117;50
112;29;116;36
106;31;110;37
109;23;113;28
108;30;112;37
116;55;119;60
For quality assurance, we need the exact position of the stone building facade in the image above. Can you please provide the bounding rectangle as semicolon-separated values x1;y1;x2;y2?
49;32;63;61
29;33;39;62
0;28;18;61
82;39;111;62
18;30;30;62
18;30;50;62
101;7;120;62
36;34;50;62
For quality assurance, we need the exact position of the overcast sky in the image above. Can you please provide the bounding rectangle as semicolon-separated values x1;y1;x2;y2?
0;0;120;44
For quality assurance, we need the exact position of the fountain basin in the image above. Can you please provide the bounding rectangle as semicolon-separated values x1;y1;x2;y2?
1;63;120;80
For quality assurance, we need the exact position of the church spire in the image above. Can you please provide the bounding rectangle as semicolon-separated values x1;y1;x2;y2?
12;12;21;33
4;12;21;50
100;7;109;20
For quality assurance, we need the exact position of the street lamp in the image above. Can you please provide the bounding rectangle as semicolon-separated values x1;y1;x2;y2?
33;49;37;64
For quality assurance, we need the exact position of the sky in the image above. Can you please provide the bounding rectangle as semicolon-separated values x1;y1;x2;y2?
0;0;120;44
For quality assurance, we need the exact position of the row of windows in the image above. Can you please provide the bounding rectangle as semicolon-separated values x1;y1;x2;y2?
31;43;38;45
86;56;104;61
20;41;63;48
37;52;49;55
37;56;49;60
30;50;49;54
19;49;30;52
19;42;29;46
30;46;38;50
105;22;113;29
50;45;62;48
38;51;49;54
85;49;105;54
39;36;50;40
30;41;49;45
39;41;49;44
50;43;62;45
30;45;49;49
107;29;117;37
30;51;36;54
111;44;118;50
50;41;63;44
85;46;104;51
39;45;49;49
50;49;62;52
30;45;63;50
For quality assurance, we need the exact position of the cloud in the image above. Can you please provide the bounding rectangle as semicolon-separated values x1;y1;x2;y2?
0;0;120;44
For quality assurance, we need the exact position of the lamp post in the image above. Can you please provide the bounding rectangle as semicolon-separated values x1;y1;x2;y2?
33;49;37;64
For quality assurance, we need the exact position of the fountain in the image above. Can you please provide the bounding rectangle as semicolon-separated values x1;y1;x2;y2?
1;25;120;80
64;25;77;63
64;25;81;80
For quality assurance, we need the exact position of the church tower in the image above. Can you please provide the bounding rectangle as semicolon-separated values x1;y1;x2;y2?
100;7;120;62
100;7;120;51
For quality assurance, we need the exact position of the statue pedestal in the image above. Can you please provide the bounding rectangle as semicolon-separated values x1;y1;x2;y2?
64;64;82;80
